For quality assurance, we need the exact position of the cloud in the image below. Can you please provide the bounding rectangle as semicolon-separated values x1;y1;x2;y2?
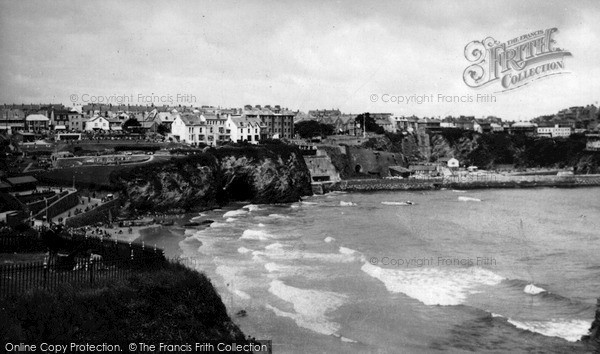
0;0;598;119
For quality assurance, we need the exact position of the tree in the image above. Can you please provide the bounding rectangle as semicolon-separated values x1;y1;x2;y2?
355;113;384;134
294;120;335;139
122;118;141;130
156;123;169;135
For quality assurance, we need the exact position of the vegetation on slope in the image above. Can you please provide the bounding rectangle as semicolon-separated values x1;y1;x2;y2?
0;261;248;344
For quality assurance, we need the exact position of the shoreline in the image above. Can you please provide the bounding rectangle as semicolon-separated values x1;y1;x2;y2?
325;175;600;193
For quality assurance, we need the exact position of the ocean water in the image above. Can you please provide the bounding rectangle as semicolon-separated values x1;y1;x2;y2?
175;188;599;353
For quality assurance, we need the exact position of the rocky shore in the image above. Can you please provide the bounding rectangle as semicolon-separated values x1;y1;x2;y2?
111;145;312;214
328;175;600;192
583;299;600;349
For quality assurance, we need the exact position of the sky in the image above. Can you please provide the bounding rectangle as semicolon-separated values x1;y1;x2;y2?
0;0;599;121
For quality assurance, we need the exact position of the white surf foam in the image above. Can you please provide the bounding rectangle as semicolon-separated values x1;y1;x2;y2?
268;213;290;219
458;196;481;202
223;209;248;218
190;213;207;221
507;318;592;342
215;264;253;300
340;201;356;206
524;284;546;295
258;223;266;227
240;229;272;241
381;201;411;206
226;217;237;223
361;262;504;306
324;236;336;243
252;243;358;263
187;231;220;255
452;190;466;193
237;247;253;254
243;204;263;212
267;280;346;336
339;246;357;255
210;222;228;228
265;242;285;250
234;289;251;300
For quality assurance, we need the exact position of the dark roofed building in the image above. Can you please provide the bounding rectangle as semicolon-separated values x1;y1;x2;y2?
6;176;38;191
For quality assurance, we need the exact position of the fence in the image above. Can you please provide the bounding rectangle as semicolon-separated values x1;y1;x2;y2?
0;235;46;252
0;238;165;298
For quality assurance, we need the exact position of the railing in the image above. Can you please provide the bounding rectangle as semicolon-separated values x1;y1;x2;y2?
0;252;165;299
0;235;46;252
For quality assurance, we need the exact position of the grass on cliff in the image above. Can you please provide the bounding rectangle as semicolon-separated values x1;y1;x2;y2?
0;261;247;343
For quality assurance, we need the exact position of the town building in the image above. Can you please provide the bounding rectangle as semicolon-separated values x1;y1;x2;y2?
226;116;263;144
474;120;492;134
85;116;110;131
394;116;419;133
490;123;504;132
509;121;537;136
25;114;50;132
417;118;442;133
171;114;207;145
243;105;294;139
69;114;87;131
0;108;26;133
536;124;572;138
376;118;396;133
203;113;231;145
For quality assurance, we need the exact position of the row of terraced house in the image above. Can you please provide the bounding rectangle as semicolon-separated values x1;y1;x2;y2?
0;103;295;145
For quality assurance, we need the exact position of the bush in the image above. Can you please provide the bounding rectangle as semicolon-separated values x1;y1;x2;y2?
0;261;248;343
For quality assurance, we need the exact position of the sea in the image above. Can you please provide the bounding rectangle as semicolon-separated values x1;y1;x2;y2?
157;187;599;353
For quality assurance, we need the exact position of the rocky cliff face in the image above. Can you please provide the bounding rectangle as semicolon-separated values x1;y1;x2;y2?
111;145;312;213
583;299;600;348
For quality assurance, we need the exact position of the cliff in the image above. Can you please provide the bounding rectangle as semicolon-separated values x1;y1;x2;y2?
582;299;600;349
1;261;250;344
111;145;312;213
358;131;594;172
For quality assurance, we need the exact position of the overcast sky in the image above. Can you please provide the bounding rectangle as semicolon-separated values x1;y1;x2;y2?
1;0;598;120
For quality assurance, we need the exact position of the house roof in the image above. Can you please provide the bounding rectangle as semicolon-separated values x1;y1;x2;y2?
25;114;49;121
6;176;38;185
511;122;537;127
389;166;411;173
140;121;157;128
230;116;262;128
179;114;204;126
409;165;437;171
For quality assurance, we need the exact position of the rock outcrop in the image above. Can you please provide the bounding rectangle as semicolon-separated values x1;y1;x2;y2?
582;299;600;349
111;145;312;213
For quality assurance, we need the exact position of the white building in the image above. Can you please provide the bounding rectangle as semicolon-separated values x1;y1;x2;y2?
25;114;50;132
226;116;262;144
447;158;459;168
85;116;110;131
537;124;572;138
490;123;504;132
171;114;207;145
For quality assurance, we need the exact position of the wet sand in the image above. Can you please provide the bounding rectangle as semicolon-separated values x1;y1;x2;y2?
134;225;188;259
